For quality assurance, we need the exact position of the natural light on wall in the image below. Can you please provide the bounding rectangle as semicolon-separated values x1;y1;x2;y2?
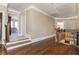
57;22;64;29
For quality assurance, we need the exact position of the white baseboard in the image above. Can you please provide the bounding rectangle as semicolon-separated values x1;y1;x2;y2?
32;34;56;42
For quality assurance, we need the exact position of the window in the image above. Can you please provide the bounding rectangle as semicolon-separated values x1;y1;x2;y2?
57;22;64;29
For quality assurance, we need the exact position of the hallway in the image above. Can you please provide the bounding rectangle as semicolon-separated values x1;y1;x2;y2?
0;3;79;55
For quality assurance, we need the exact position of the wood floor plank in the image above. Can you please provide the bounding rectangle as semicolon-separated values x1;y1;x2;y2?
4;37;79;55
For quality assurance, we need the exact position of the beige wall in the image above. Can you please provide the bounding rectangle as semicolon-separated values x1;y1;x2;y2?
26;9;55;39
76;19;79;29
26;10;31;34
0;4;8;44
55;18;79;30
64;19;76;29
55;4;79;30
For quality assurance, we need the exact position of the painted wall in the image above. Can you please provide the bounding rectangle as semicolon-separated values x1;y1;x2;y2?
26;8;55;39
55;18;79;30
26;10;31;34
76;19;79;29
0;4;8;44
20;11;26;36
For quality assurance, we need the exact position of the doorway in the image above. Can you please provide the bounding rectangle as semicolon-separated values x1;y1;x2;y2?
6;12;19;42
10;16;18;37
0;13;2;41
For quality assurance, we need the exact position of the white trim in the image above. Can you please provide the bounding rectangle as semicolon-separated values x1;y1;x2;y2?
7;34;55;50
8;5;54;19
55;16;78;19
0;11;5;44
6;39;31;45
0;3;8;6
24;5;54;19
32;34;56;42
0;40;2;44
8;8;20;14
7;41;32;50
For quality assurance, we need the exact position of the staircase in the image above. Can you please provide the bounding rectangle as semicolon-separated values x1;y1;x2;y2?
6;36;32;50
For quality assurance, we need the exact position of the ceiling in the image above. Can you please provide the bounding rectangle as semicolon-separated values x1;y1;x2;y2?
8;3;77;18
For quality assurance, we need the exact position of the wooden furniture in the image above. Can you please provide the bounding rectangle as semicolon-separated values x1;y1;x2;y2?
57;32;74;45
56;29;79;46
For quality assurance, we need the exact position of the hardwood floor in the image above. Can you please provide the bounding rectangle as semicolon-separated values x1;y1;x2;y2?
43;44;77;55
0;44;7;55
0;37;79;55
6;37;79;55
7;38;52;55
0;44;2;55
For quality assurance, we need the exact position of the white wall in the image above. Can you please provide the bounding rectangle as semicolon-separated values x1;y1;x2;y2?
64;19;76;29
26;8;55;39
20;10;27;36
26;10;31;34
55;18;79;30
76;19;79;29
0;4;8;44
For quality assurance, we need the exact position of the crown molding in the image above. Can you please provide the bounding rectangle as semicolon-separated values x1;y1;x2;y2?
0;3;8;6
55;16;78;20
24;5;54;19
8;8;20;14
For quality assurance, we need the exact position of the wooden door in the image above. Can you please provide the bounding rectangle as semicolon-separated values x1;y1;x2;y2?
8;16;11;35
5;16;12;42
0;13;2;40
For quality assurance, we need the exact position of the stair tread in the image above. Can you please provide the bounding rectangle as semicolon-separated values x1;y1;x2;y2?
7;40;31;48
7;39;31;45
